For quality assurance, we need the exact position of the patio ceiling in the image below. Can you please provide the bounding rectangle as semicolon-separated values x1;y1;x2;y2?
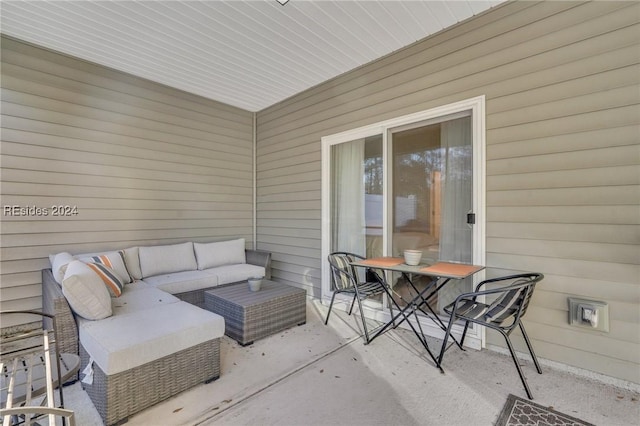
0;0;504;112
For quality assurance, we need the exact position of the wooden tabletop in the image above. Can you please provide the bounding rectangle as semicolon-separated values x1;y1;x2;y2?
352;257;484;280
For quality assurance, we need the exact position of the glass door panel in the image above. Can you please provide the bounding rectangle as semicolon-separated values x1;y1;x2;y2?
330;134;383;298
389;115;473;312
437;116;474;315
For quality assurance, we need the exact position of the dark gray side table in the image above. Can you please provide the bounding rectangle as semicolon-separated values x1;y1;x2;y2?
204;280;306;346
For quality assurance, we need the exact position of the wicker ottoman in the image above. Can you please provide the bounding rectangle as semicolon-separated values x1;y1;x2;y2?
204;280;306;346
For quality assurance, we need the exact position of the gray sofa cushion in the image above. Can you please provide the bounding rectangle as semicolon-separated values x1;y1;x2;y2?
139;242;197;278
203;264;266;285
123;280;150;291
112;287;180;316
142;270;217;294
123;246;142;280
194;238;246;270
78;302;225;375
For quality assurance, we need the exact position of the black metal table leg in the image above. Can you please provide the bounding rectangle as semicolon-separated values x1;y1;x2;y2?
366;277;445;371
401;274;465;351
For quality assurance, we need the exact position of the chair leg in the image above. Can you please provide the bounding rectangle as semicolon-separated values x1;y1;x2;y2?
501;330;534;400
348;294;357;316
354;292;372;344
324;292;338;325
519;322;542;374
459;320;471;349
437;313;457;366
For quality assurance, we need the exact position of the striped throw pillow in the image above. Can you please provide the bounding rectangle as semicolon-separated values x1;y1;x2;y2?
82;250;132;284
86;262;124;297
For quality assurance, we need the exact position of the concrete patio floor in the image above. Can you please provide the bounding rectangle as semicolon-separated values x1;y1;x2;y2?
64;300;639;425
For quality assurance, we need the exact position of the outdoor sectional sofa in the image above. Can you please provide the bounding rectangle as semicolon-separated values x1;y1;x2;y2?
42;239;271;426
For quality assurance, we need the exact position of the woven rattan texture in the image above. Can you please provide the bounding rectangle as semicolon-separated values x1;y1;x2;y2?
205;280;306;345
42;269;78;355
80;339;220;426
175;285;219;308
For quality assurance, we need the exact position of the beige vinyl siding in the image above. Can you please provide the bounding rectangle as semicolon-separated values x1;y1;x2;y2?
0;36;254;324
256;1;640;383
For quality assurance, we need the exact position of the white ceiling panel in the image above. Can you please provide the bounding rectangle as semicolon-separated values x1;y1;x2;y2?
0;0;505;111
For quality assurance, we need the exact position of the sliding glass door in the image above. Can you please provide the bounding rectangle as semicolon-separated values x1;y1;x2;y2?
322;97;485;346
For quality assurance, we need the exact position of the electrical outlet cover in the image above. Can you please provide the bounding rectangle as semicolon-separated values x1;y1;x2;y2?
568;297;609;332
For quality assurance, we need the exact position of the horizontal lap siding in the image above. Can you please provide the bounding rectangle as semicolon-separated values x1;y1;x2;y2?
256;1;640;383
0;37;254;322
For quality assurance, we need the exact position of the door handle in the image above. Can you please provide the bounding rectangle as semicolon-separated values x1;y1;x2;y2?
466;212;475;225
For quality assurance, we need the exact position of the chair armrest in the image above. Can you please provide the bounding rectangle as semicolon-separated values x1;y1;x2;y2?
42;269;78;355
473;273;543;292
0;407;75;424
454;274;543;307
245;249;272;280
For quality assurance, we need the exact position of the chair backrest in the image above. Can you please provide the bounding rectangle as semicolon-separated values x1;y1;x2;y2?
1;311;66;416
483;274;543;328
327;252;364;291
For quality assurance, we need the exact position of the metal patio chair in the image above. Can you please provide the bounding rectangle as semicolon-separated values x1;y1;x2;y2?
325;252;389;343
1;310;79;426
436;273;544;399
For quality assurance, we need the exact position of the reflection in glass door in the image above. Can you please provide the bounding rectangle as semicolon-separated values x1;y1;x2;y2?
389;114;473;313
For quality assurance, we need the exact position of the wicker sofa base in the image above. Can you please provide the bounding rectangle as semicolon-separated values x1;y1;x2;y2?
80;338;220;426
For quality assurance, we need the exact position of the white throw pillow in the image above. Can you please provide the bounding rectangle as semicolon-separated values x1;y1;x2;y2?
138;242;197;278
62;261;112;320
194;238;246;270
49;252;75;285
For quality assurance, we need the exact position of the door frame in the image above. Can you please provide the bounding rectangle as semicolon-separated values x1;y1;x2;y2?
321;95;486;349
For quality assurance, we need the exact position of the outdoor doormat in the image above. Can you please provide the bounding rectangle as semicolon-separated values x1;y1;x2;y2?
496;394;595;426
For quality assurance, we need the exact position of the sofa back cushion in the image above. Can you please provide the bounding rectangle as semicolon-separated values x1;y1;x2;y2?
139;242;197;278
123;247;142;280
194;238;246;270
62;260;112;320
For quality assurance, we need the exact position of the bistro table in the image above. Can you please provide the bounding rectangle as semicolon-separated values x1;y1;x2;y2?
350;257;484;372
